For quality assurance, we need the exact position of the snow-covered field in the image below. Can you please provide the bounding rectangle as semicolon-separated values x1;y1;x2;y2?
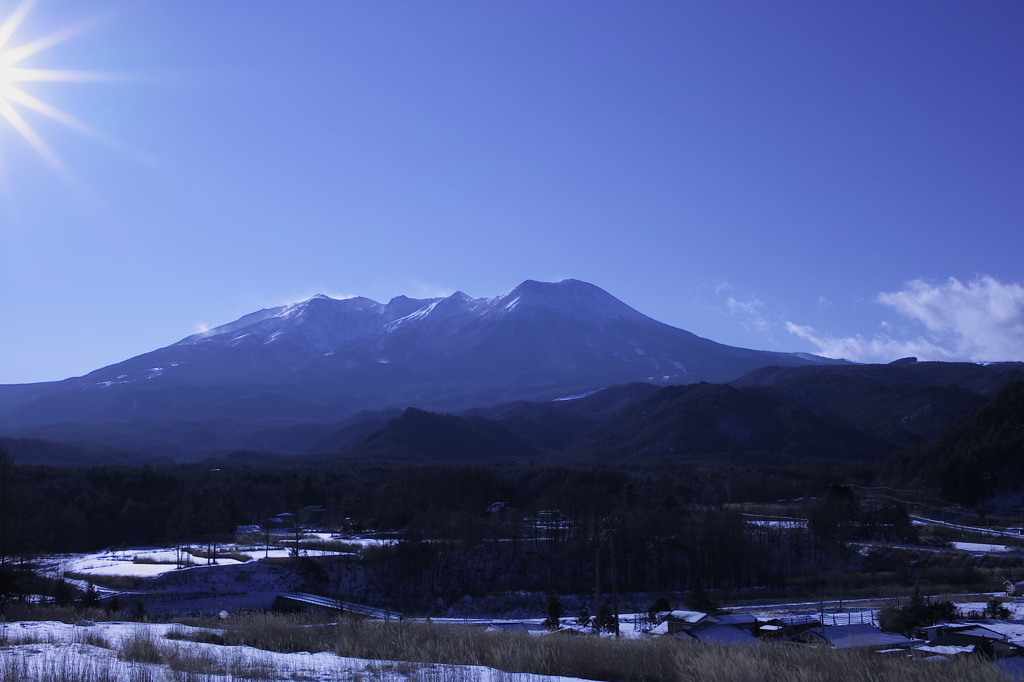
0;620;581;682
950;541;1011;553
51;541;359;579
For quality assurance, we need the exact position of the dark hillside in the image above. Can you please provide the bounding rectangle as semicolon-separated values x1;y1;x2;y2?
0;436;169;467
336;408;542;462
461;383;661;450
566;383;896;463
881;379;1024;506
731;361;1023;446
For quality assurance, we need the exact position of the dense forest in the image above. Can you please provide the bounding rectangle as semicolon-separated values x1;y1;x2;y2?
3;448;1015;612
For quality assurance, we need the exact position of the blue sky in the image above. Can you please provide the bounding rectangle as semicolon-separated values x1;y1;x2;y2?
0;0;1022;384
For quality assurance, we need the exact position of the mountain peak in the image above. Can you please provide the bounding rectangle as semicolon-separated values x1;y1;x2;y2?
495;278;649;323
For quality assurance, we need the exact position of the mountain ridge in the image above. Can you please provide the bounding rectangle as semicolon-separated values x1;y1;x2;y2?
0;279;841;456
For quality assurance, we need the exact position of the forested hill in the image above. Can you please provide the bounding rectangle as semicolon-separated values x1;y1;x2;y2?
881;379;1024;506
731;360;1024;447
562;382;897;463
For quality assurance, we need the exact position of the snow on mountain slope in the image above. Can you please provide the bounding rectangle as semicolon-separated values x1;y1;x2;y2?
0;279;837;433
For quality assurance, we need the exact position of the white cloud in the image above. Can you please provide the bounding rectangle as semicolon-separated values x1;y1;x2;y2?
727;296;772;333
787;275;1024;363
785;322;956;363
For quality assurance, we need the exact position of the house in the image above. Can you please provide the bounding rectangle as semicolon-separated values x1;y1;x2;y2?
656;610;717;634
298;505;326;527
920;623;1024;659
786;624;920;651
651;610;762;643
1004;579;1024;597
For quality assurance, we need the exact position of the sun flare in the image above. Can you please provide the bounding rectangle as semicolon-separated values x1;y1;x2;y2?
0;0;109;176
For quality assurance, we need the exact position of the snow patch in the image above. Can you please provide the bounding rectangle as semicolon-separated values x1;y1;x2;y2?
553;389;602;402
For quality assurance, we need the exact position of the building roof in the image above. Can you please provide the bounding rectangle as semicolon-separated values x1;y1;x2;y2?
690;625;760;646
940;625;1007;641
915;644;975;656
665;610;709;623
793;624;918;650
716;613;758;626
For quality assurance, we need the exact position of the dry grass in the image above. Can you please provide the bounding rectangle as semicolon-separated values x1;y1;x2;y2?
185;548;251;563
0;611;1011;682
0;603;109;624
299;539;361;553
114;625;279;680
0;655;128;682
218;613;1005;682
74;628;112;649
63;571;148;591
165;626;226;646
117;627;165;665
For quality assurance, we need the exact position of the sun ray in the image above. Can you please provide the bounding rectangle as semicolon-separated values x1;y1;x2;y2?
0;68;118;82
0;18;99;68
0;83;102;138
0;136;12;200
0;95;65;173
0;0;35;51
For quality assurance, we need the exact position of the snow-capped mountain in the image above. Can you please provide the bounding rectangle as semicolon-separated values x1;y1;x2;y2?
0;279;837;436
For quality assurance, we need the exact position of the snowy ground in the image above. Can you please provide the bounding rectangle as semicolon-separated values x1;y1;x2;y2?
950;541;1012;553
733;596;1024;635
0;620;583;682
48;542;358;580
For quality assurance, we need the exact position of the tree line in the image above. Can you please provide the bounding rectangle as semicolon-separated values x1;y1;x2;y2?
2;448;938;607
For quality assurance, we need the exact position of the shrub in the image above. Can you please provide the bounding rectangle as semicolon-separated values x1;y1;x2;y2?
118;627;165;664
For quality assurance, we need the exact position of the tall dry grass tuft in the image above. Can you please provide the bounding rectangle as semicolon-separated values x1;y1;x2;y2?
0;655;120;682
118;627;165;665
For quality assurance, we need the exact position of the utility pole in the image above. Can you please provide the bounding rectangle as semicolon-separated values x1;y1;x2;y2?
610;531;620;638
595;538;602;632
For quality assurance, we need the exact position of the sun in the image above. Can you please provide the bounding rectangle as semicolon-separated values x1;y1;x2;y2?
0;0;109;176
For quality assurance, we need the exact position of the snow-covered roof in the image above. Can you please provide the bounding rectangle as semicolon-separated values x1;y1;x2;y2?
665;610;708;623
941;625;1007;641
915;644;975;655
969;621;1024;644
